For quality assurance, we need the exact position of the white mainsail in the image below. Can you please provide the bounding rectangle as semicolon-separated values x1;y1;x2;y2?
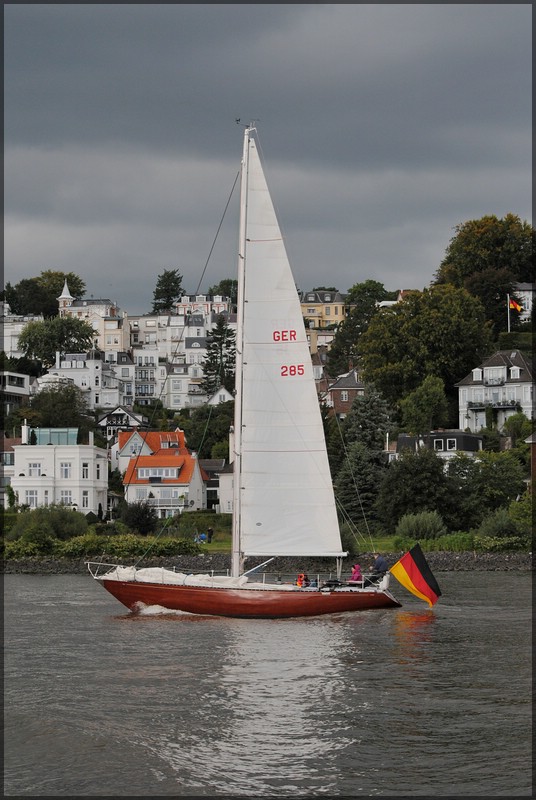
233;130;346;562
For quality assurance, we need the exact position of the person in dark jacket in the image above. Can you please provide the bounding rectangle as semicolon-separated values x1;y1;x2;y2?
371;553;388;574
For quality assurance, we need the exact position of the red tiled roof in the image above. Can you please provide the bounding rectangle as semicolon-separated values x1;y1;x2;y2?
118;429;189;454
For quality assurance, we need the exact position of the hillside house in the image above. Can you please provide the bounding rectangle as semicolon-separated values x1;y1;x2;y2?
117;429;206;517
10;425;108;516
456;350;534;432
396;430;483;462
324;368;365;418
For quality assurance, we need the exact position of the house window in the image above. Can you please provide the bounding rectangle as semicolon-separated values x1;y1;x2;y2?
95;394;100;404
25;490;38;508
96;463;101;480
341;391;348;402
60;490;72;505
136;487;147;499
82;462;89;479
28;462;42;477
43;490;49;507
60;462;72;479
82;490;89;508
434;440;444;451
447;439;457;451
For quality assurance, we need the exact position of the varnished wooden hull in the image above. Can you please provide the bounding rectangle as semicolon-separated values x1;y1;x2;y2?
99;578;401;618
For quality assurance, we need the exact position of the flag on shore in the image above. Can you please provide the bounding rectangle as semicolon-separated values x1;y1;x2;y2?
389;543;442;607
509;298;522;312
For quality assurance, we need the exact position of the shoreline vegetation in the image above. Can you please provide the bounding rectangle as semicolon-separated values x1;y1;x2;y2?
3;551;532;575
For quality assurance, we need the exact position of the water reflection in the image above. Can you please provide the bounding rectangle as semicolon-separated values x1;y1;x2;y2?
148;616;354;795
392;610;437;669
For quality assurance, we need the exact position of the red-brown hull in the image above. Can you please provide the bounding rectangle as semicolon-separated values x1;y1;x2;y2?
100;579;401;618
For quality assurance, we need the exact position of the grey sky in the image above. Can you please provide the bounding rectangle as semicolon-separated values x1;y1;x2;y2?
4;4;532;315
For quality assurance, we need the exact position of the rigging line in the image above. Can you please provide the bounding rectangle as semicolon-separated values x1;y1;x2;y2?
134;515;175;565
332;410;376;553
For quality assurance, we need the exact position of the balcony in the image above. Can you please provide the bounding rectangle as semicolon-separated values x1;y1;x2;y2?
467;399;519;410
484;378;505;386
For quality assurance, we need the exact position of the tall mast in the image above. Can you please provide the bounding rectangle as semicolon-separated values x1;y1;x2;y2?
231;126;251;577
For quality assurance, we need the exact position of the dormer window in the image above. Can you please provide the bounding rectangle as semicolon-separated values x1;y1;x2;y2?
472;368;482;381
510;367;520;379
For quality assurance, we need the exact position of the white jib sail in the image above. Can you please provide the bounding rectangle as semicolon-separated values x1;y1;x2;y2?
237;133;345;558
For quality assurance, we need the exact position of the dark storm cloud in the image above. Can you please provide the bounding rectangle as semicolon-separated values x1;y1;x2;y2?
4;4;532;314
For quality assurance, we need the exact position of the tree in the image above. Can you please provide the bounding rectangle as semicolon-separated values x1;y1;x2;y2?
3;270;86;317
359;285;492;413
327;280;389;376
334;441;386;525
151;269;183;312
28;384;94;436
433;214;534;336
174;401;234;459
120;501;158;535
375;449;451;534
434;214;534;286
200;315;236;396
400;376;449;434
17;316;96;368
207;279;238;307
341;385;392;452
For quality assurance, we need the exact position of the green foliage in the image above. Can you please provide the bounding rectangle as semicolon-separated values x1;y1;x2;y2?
375;449;451;534
22;383;93;436
175;401;234;459
506;491;532;536
395;511;447;541
207;279;238;306
17;316;96;367
393;532;475;552
497;331;532;354
341;385;392;452
433;214;534;336
400;376;449;434
476;507;518;540
503;411;532;449
120;502;158;536
151;269;183;313
471;450;527;511
8;505;89;542
200;314;236;396
359;285;492;413
3;271;86;317
3;539;43;559
335;442;386;523
327;280;390;375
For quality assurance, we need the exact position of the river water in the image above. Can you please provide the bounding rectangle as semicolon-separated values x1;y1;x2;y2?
4;571;532;797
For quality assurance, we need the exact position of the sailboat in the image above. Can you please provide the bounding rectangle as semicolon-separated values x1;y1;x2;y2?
88;126;402;617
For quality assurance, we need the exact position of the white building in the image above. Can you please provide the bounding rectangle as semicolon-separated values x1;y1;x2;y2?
57;280;129;356
456;350;534;432
0;301;44;359
31;350;136;411
10;425;109;516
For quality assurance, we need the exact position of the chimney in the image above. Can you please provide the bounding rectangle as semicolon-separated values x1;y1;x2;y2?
89;431;94;446
56;351;61;369
21;419;29;445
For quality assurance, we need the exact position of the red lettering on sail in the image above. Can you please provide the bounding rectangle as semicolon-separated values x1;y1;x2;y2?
273;330;297;342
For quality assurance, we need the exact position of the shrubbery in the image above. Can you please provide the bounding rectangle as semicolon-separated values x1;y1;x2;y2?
3;532;201;560
395;510;447;541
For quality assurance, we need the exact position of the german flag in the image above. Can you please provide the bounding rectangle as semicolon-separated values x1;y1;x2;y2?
390;544;442;607
509;298;522;312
